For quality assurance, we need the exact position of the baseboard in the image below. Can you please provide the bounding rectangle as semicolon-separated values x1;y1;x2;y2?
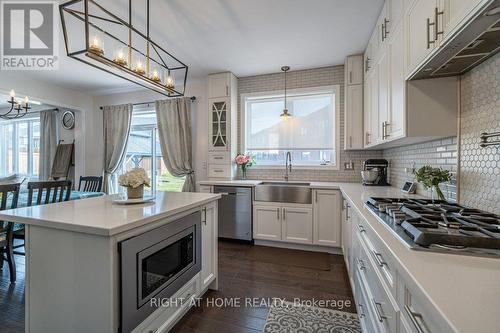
254;239;343;255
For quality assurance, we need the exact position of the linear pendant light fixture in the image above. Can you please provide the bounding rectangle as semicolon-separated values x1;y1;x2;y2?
280;66;291;120
60;0;188;97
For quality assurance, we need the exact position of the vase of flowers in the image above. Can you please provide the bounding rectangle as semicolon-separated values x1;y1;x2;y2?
414;165;451;202
235;154;255;180
118;168;151;199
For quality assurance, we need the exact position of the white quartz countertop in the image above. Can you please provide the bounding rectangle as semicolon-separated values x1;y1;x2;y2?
198;180;263;187
197;179;342;188
336;182;500;333
0;192;221;236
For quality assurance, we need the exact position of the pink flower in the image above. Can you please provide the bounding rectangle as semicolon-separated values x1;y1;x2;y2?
235;155;246;165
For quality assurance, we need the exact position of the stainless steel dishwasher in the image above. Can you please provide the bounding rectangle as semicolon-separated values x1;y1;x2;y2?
213;186;252;242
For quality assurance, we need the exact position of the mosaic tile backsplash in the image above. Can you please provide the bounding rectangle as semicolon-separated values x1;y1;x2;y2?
237;66;383;182
459;54;499;214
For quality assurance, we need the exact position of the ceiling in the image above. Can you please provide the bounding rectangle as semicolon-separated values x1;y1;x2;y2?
21;0;384;95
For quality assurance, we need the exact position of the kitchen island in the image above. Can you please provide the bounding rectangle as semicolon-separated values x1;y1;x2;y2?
0;191;221;333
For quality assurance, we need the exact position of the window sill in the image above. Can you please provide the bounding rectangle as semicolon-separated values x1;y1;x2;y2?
249;164;340;171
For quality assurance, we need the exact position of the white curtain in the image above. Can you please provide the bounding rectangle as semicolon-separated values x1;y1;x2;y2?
39;110;58;180
155;98;195;192
102;104;132;194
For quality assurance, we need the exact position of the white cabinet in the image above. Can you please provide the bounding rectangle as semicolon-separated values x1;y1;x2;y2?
377;47;390;143
388;0;404;31
406;0;439;76
254;203;313;245
388;23;406;140
282;207;313;244
341;198;352;272
442;0;483;39
207;72;237;179
208;72;231;98
345;54;364;85
201;202;218;291
253;204;282;241
313;190;342;247
344;55;364;150
199;185;212;193
366;68;380;147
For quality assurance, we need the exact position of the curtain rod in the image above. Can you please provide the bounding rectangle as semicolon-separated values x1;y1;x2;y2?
99;96;196;110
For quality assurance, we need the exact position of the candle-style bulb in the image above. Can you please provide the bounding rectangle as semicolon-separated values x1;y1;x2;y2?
24;96;29;105
9;89;15;98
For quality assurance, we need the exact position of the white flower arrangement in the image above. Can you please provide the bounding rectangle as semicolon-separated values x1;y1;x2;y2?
118;168;151;188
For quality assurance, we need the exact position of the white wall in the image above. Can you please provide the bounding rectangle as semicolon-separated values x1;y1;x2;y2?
0;72;94;182
92;79;209;183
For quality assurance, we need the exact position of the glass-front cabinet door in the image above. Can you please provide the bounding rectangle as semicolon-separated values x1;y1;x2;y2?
209;98;229;151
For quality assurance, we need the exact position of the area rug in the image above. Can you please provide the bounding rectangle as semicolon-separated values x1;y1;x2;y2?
264;301;361;333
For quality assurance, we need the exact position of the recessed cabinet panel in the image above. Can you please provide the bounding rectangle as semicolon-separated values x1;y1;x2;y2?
389;24;406;140
282;207;313;244
442;0;483;39
253;205;282;241
201;203;218;291
313;190;342;247
208;74;230;98
406;0;438;76
345;85;364;150
209;98;229;151
377;48;390;143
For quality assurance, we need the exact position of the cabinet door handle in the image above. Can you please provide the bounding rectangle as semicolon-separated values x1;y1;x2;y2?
426;18;436;49
346;204;351;219
282;208;286;220
365;57;371;72
358;304;365;318
434;7;444;41
381;23;385;42
385;122;390;139
349;136;353;148
371;298;387;322
202;207;207;225
277;208;280;220
349;71;353;84
226;85;229;96
357;224;365;233
383;18;389;38
371;249;387;267
315;191;318;203
356;258;365;271
365;132;371;145
405;305;427;333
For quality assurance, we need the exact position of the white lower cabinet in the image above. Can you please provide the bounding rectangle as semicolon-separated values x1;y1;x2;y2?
253;204;282;241
282;206;313;244
313;189;342;247
253;202;312;244
201;202;218;291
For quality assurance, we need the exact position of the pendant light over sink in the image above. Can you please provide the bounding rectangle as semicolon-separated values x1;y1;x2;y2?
280;66;291;120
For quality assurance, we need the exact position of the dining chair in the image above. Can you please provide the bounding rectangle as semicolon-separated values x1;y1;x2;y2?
13;180;73;256
78;176;103;192
0;183;21;283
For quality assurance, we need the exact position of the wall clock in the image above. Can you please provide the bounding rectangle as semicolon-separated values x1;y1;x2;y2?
62;111;75;130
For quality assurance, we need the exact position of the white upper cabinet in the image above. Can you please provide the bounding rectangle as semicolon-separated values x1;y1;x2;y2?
346;55;364;85
367;68;380;147
442;0;484;39
388;23;406;140
377;46;390;143
406;0;438;76
208;73;231;98
388;0;404;31
363;76;372;147
344;54;364;150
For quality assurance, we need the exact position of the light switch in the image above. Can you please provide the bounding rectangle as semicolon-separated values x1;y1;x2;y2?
344;161;354;170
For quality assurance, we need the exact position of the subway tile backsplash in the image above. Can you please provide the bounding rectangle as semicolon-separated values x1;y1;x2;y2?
237;65;383;182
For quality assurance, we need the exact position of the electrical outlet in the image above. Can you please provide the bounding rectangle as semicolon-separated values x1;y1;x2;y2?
344;161;354;170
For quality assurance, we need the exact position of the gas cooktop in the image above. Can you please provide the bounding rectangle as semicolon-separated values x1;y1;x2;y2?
365;197;500;257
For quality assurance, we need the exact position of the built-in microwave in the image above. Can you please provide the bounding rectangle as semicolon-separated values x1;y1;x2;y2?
119;211;201;332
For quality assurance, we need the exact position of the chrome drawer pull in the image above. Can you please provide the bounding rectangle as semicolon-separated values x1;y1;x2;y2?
405;305;427;333
357;258;365;271
358;304;365;318
371;298;387;322
371;250;387;267
357;224;366;233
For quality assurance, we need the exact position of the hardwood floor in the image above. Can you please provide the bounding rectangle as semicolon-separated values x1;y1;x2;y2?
0;240;25;333
171;241;355;332
0;241;355;333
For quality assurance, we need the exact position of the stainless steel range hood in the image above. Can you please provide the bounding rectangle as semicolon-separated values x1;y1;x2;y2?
411;0;500;80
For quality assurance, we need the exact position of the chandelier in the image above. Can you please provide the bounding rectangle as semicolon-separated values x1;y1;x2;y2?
1;90;31;120
60;0;188;97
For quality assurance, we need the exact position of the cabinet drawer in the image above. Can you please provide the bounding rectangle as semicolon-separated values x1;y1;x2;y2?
208;152;230;164
400;280;454;333
356;216;396;296
356;234;399;333
354;268;379;333
208;164;231;178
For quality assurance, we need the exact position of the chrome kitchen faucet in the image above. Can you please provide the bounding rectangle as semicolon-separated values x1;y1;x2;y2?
284;151;292;181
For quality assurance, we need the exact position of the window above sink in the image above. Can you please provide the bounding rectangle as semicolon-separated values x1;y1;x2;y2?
241;85;340;169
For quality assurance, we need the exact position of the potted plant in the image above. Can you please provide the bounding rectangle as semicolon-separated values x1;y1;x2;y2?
414;165;451;201
235;154;255;180
118;168;151;199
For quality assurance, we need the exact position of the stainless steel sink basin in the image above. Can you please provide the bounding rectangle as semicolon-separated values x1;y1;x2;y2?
255;182;312;204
